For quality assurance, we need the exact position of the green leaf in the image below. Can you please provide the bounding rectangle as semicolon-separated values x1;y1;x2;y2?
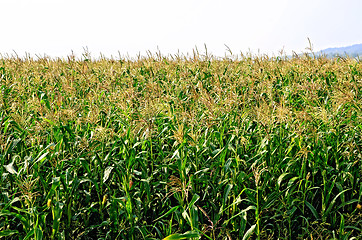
45;177;60;201
262;191;282;210
4;162;17;175
305;201;320;220
325;189;350;217
182;210;191;225
242;224;256;240
103;166;114;183
23;229;35;240
188;194;200;210
0;210;30;230
344;225;362;232
0;230;18;237
35;227;43;240
163;231;199;240
223;184;233;205
277;172;291;187
337;199;359;209
339;212;345;235
154;206;181;222
224;205;256;225
34;151;49;165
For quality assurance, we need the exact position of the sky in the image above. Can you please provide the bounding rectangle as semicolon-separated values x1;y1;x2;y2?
1;0;362;59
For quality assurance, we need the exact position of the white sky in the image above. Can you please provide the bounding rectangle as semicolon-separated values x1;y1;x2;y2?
1;0;361;59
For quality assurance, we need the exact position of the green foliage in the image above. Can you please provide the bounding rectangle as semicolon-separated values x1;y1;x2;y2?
0;53;361;239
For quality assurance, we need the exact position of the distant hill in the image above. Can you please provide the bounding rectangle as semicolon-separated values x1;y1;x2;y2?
317;43;362;58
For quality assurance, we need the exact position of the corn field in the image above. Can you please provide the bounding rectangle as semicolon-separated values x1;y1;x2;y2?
0;52;361;239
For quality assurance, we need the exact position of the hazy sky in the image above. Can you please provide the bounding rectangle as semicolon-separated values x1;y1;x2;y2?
1;0;361;58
